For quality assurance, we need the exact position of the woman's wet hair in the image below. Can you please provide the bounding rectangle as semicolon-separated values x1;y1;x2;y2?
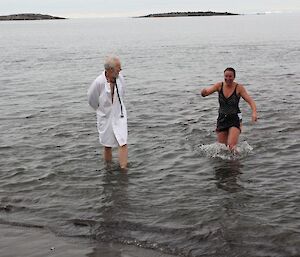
224;67;236;78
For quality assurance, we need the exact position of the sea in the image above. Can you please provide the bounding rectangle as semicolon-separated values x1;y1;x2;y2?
0;13;299;257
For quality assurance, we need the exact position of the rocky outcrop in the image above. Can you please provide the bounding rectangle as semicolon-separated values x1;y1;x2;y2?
0;13;66;20
137;11;239;18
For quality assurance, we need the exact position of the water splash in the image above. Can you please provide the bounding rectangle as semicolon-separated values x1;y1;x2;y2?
198;141;253;160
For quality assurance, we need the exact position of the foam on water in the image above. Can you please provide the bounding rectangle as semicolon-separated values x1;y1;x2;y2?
198;141;253;160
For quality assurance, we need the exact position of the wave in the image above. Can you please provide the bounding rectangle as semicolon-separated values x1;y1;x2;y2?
0;219;44;229
198;141;253;160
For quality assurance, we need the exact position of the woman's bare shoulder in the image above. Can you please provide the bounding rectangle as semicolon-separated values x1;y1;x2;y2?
214;82;223;91
236;83;247;95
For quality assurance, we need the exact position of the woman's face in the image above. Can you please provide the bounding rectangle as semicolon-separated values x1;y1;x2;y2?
224;70;235;85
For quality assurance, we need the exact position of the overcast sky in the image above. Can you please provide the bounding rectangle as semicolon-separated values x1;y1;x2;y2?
1;0;300;18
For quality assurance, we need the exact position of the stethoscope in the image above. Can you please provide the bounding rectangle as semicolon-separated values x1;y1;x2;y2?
111;80;124;118
115;81;124;118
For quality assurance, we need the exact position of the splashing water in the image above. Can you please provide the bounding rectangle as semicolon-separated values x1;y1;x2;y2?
198;141;253;160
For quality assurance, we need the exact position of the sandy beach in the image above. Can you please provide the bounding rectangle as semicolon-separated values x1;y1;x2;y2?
0;224;177;257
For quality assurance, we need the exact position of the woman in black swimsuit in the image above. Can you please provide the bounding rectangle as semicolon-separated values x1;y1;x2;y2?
201;67;257;151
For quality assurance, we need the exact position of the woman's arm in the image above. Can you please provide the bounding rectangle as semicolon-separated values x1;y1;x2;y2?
201;82;221;97
239;85;258;122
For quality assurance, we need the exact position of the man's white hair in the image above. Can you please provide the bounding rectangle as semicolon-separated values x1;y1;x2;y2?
104;56;120;71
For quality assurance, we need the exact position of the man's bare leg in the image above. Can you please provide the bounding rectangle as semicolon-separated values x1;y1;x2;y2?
104;147;112;162
118;144;128;170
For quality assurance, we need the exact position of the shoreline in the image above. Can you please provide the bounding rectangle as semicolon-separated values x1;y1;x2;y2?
0;224;177;257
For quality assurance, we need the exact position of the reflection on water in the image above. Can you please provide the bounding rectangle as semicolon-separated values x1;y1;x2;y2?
213;159;243;193
102;170;129;219
94;170;129;241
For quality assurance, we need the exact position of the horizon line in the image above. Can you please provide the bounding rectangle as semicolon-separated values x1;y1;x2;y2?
0;10;299;19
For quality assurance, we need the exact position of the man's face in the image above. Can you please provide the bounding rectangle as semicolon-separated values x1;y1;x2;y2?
113;61;122;78
107;60;122;81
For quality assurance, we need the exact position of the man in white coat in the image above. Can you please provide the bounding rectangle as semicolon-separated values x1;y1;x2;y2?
87;56;128;169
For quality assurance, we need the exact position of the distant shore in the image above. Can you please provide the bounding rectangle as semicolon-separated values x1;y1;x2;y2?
0;13;66;21
136;11;239;18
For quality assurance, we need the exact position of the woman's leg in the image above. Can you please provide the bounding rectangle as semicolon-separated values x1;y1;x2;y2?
227;127;240;151
217;131;228;145
118;144;128;170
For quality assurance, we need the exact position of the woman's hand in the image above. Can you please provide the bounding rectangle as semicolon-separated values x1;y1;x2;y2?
252;111;258;122
201;88;207;97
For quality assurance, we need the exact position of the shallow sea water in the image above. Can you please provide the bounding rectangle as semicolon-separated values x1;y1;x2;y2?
0;14;299;256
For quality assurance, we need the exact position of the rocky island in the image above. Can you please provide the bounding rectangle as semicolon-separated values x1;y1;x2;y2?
137;11;239;18
0;13;66;21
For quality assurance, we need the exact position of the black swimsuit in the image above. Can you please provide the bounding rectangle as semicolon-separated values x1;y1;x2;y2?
216;83;241;132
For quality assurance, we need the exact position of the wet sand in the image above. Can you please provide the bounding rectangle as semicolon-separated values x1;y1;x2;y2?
0;224;177;257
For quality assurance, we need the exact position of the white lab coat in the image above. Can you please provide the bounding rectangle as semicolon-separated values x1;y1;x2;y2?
87;71;127;147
